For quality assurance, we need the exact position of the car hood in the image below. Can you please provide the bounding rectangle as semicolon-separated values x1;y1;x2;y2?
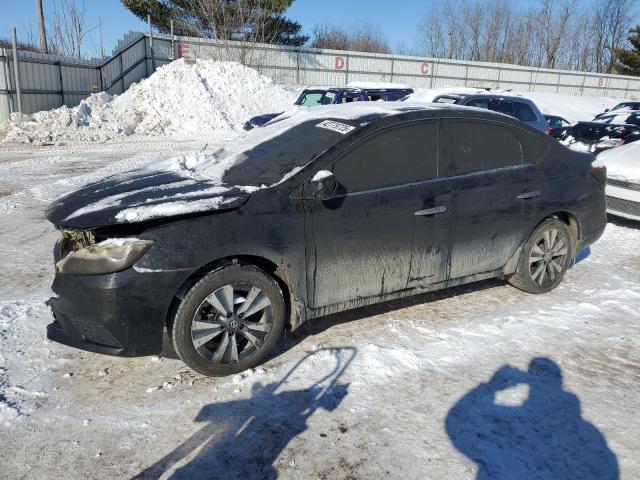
46;169;256;229
596;142;640;184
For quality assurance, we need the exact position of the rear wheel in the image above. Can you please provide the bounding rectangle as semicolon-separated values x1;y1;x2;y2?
508;218;573;294
171;264;285;376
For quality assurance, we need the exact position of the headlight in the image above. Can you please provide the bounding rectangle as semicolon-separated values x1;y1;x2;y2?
596;137;624;149
56;238;153;275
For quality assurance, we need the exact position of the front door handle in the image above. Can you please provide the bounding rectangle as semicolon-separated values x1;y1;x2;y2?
415;206;447;216
517;190;541;200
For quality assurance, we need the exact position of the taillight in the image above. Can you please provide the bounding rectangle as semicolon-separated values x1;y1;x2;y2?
545;125;552;135
589;165;606;184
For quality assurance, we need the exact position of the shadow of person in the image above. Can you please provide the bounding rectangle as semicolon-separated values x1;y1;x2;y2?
445;358;619;480
135;347;354;480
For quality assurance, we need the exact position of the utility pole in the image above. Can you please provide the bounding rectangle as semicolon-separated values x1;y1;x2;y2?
11;27;23;113
147;14;155;73
99;17;104;60
34;0;48;54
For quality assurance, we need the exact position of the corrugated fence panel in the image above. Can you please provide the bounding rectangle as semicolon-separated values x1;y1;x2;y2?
434;61;468;81
153;38;174;60
123;61;147;90
349;55;392;75
393;58;432;77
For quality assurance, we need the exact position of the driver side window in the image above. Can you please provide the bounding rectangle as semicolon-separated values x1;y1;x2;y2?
332;122;438;193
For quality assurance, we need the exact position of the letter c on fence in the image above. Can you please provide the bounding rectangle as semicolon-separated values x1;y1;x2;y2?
335;57;345;70
421;63;429;75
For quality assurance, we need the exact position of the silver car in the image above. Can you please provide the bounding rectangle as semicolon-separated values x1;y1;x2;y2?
433;93;550;133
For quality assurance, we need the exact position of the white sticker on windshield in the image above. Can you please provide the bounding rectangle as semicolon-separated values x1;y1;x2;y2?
316;120;355;135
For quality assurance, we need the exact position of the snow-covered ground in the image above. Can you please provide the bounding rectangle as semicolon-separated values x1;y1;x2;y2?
0;134;639;479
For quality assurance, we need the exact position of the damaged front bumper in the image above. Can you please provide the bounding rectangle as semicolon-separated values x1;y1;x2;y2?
47;266;193;356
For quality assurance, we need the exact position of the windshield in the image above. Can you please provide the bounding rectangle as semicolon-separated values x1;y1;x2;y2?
156;104;398;188
611;103;639;111
295;90;337;107
433;96;459;104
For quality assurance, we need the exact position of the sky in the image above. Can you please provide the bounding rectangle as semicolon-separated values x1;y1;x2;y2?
0;0;427;58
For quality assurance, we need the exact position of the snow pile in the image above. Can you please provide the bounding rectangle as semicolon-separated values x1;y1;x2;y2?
595;142;640;183
0;59;295;144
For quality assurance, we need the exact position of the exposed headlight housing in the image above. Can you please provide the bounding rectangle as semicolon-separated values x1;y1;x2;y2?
596;137;624;149
56;238;153;275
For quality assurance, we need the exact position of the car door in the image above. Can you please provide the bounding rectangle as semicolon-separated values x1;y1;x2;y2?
440;118;543;279
303;121;451;308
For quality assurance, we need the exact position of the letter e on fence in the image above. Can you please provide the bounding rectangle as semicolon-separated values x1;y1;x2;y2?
421;63;429;75
335;56;345;70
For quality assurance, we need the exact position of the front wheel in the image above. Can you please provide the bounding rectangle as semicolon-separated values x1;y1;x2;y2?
171;264;285;377
508;218;573;294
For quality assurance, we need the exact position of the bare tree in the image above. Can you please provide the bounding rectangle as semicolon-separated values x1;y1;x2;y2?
310;24;350;50
592;0;634;72
310;23;391;54
349;24;391;54
416;0;634;73
48;0;88;58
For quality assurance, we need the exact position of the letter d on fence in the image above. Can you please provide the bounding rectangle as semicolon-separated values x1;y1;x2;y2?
335;57;345;70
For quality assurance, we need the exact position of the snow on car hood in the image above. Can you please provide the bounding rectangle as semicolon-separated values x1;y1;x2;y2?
596;142;640;184
46;102;425;228
45;169;259;228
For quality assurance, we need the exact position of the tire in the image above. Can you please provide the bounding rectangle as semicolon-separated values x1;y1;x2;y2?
508;218;574;294
171;264;285;377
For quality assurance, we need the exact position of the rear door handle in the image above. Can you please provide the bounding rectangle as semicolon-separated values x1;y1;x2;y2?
415;206;447;216
517;190;541;200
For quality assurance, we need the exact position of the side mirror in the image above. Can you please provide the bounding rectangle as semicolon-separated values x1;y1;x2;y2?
308;170;336;201
604;108;610;113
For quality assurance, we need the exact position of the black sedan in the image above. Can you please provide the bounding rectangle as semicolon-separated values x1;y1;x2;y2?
46;103;607;376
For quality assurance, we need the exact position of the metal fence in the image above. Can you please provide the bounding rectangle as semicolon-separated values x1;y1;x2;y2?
174;35;640;98
0;31;151;122
2;30;640;122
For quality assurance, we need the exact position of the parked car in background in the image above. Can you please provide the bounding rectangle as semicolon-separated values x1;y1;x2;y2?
431;93;550;133
552;114;640;154
243;83;414;130
594;101;640;119
46;102;606;376
597;142;640;221
594;111;640;126
345;82;414;101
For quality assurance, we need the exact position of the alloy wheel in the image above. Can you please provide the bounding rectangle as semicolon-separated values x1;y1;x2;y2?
528;228;569;287
190;283;273;364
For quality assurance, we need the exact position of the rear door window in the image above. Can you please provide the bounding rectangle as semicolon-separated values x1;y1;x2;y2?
333;122;438;192
518;130;549;164
441;120;523;176
388;92;409;101
466;98;490;109
514;102;538;122
489;99;516;117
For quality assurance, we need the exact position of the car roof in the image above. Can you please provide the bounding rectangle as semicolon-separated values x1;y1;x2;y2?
462;93;534;103
346;81;413;91
304;86;362;93
271;101;535;132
